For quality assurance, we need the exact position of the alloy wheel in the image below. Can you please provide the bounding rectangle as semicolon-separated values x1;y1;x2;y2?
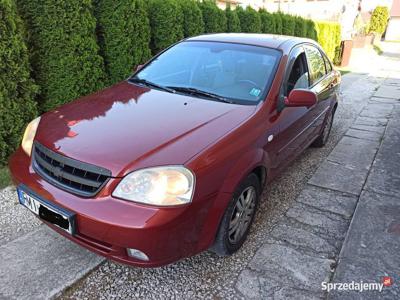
228;186;256;244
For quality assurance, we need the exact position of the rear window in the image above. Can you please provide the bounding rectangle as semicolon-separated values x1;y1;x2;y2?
304;45;326;84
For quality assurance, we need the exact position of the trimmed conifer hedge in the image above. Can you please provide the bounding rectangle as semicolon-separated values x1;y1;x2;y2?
148;0;184;54
199;0;226;33
179;0;204;37
273;12;283;34
17;0;106;112
0;0;343;167
259;9;275;34
306;19;318;41
237;6;261;33
96;0;151;85
315;21;341;60
281;13;295;36
294;16;307;37
226;4;241;33
0;0;38;165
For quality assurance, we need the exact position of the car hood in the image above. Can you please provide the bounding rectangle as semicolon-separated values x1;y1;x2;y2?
35;82;256;177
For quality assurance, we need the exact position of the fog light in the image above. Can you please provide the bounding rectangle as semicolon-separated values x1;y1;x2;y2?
127;248;149;261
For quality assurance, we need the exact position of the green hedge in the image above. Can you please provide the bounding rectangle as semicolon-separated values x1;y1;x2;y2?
273;13;283;34
306;19;318;40
294;16;307;37
0;0;38;165
0;1;343;167
199;0;226;33
226;4;241;33
281;13;295;36
18;0;106;112
237;6;261;33
259;9;275;34
315;21;341;61
148;0;184;54
369;6;389;34
179;0;204;37
96;0;151;85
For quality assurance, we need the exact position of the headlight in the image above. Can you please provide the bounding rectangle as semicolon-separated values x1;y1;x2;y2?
112;166;195;206
22;117;41;156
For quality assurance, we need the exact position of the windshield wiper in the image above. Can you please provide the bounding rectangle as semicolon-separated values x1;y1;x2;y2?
129;77;176;94
167;86;233;104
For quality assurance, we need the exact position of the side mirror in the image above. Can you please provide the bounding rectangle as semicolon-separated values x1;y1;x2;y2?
284;89;317;108
134;64;144;72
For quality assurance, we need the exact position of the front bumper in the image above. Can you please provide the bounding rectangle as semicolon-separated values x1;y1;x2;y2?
9;147;224;267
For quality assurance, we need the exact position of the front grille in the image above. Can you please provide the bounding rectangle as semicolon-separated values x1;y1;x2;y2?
32;142;111;197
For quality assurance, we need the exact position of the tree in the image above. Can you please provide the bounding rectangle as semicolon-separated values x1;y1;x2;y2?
281;13;295;36
237;6;261;33
306;19;318;40
148;0;184;54
226;4;240;32
294;16;307;37
272;13;283;34
199;0;226;33
369;6;389;34
18;0;106;112
0;0;38;164
96;0;151;85
179;0;204;37
259;9;275;34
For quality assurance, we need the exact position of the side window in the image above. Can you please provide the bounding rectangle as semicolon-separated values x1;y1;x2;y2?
323;54;332;73
304;45;326;85
286;52;309;96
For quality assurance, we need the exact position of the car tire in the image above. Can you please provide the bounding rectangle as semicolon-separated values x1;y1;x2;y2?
211;173;261;256
312;108;335;148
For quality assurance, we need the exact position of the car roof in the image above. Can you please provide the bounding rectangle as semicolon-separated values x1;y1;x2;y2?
186;33;318;53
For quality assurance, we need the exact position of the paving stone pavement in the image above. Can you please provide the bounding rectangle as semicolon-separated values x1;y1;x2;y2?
236;76;400;299
328;90;400;300
0;227;104;300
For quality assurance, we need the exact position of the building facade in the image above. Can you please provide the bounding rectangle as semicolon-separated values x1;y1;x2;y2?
216;0;392;22
386;0;400;41
215;0;396;41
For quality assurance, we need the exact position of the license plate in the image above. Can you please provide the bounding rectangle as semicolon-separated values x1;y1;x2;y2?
17;185;76;235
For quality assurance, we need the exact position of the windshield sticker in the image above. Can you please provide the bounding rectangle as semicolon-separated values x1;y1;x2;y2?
250;88;261;97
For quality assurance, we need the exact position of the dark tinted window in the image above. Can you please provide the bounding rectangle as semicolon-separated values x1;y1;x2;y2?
286;53;309;96
305;45;326;84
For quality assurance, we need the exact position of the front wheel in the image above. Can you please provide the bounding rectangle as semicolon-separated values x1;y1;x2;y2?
312;108;335;148
211;173;260;256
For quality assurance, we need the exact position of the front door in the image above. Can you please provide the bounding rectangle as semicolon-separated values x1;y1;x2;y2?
274;46;316;166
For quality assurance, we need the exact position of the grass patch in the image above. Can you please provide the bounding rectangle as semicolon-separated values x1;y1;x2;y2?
339;69;351;76
336;66;351;76
0;167;12;189
373;44;383;55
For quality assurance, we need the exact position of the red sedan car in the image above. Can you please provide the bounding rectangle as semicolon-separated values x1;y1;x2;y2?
9;34;340;267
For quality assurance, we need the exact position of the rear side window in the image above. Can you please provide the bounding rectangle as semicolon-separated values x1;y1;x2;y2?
304;45;326;85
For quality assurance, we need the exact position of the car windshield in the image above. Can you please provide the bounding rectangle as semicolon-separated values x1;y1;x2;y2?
131;41;281;105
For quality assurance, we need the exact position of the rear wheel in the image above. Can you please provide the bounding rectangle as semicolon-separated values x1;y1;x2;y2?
211;173;260;256
312;108;335;147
